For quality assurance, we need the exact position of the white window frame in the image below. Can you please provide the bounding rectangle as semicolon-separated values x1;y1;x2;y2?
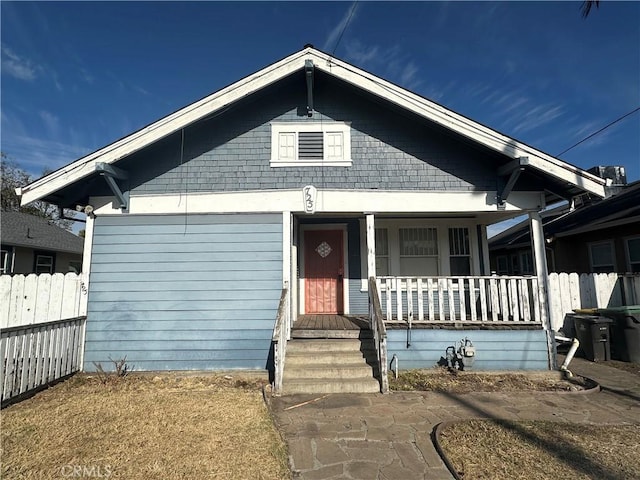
1;249;10;274
270;122;352;167
448;227;472;276
625;236;640;273
359;218;480;290
588;240;615;273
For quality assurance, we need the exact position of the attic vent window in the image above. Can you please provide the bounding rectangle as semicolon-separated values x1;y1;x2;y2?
270;122;352;167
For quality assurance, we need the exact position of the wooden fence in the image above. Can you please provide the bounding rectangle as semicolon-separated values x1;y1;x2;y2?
1;317;86;406
547;272;640;332
0;273;86;329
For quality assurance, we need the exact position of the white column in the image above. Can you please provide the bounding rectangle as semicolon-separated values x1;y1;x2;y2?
282;211;291;289
366;214;376;281
529;211;555;369
78;214;95;371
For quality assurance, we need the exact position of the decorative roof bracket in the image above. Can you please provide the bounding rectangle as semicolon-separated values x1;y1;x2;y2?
96;162;129;210
497;157;528;206
305;59;314;117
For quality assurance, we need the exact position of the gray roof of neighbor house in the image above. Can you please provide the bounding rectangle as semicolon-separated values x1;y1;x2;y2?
489;180;640;250
1;212;84;254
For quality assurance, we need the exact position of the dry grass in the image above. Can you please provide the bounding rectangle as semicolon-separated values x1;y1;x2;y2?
439;419;640;480
601;359;640;376
1;373;290;480
389;368;594;393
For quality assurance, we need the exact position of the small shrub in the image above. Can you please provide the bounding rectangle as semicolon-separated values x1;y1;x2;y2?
92;356;133;385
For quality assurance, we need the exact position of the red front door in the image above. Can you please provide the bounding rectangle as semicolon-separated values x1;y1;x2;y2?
304;230;344;314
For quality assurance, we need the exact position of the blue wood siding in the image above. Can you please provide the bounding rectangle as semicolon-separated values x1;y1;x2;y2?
387;329;550;371
85;213;282;371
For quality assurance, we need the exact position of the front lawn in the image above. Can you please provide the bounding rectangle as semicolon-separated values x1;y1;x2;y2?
1;374;289;480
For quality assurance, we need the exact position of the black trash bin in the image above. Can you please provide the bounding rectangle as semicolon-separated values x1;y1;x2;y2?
571;314;614;362
598;307;640;363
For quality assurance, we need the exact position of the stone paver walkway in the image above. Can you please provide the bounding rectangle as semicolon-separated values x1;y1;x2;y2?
269;361;640;480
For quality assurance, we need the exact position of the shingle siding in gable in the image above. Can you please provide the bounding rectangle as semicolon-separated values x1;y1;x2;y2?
128;75;499;195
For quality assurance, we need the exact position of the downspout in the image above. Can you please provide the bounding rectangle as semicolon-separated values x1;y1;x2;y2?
391;354;399;379
555;335;580;378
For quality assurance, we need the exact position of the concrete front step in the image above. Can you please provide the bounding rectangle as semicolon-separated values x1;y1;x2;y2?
284;363;377;380
281;377;381;394
287;338;374;353
282;338;380;394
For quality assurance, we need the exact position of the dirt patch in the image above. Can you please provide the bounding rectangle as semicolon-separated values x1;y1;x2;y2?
389;368;595;393
1;373;290;480
438;419;640;480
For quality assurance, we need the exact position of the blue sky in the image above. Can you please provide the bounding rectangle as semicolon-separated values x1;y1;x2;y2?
2;1;639;193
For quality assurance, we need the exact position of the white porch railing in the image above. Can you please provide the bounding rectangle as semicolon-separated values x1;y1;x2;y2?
1;316;86;406
377;275;542;325
271;287;290;395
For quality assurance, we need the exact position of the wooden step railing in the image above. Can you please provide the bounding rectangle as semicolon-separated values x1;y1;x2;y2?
271;287;290;395
368;277;388;394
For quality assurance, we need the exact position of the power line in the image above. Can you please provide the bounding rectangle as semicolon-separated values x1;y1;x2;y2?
557;106;640;157
332;2;358;55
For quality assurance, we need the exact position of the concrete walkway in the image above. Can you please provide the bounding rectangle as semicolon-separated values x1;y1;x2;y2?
269;361;640;480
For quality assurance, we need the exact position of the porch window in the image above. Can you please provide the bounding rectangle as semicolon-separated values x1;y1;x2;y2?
399;227;439;276
626;237;640;273
496;255;509;274
270;122;352;167
375;228;389;276
449;227;471;275
589;241;614;273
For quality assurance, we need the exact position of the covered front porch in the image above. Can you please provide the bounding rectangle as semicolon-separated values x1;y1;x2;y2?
288;209;551;332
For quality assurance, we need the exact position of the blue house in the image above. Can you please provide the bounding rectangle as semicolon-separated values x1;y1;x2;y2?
18;46;606;393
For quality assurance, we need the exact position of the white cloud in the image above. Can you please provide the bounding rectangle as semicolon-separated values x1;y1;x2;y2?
323;2;359;53
39;110;60;136
512;104;565;134
80;67;94;84
1;46;39;81
344;41;379;67
400;62;420;89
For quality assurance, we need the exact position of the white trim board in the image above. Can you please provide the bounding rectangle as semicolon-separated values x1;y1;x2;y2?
19;47;605;206
89;189;546;216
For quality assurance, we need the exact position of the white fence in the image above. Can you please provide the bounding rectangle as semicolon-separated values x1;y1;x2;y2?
1;273;87;329
547;272;640;332
1;316;86;406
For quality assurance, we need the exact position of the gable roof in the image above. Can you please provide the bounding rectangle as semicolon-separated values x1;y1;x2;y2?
17;46;606;206
489;180;640;250
1;212;84;254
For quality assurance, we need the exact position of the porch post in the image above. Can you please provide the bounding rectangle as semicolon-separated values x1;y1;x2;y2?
282;211;292;334
366;214;376;280
529;211;555;369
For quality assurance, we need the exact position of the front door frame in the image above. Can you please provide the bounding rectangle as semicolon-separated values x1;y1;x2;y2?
298;223;350;315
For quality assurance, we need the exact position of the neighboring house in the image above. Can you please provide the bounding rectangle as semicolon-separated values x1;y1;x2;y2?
1;211;84;275
489;179;640;274
16;46;606;378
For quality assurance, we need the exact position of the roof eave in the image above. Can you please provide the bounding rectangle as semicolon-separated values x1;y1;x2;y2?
19;47;607;206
